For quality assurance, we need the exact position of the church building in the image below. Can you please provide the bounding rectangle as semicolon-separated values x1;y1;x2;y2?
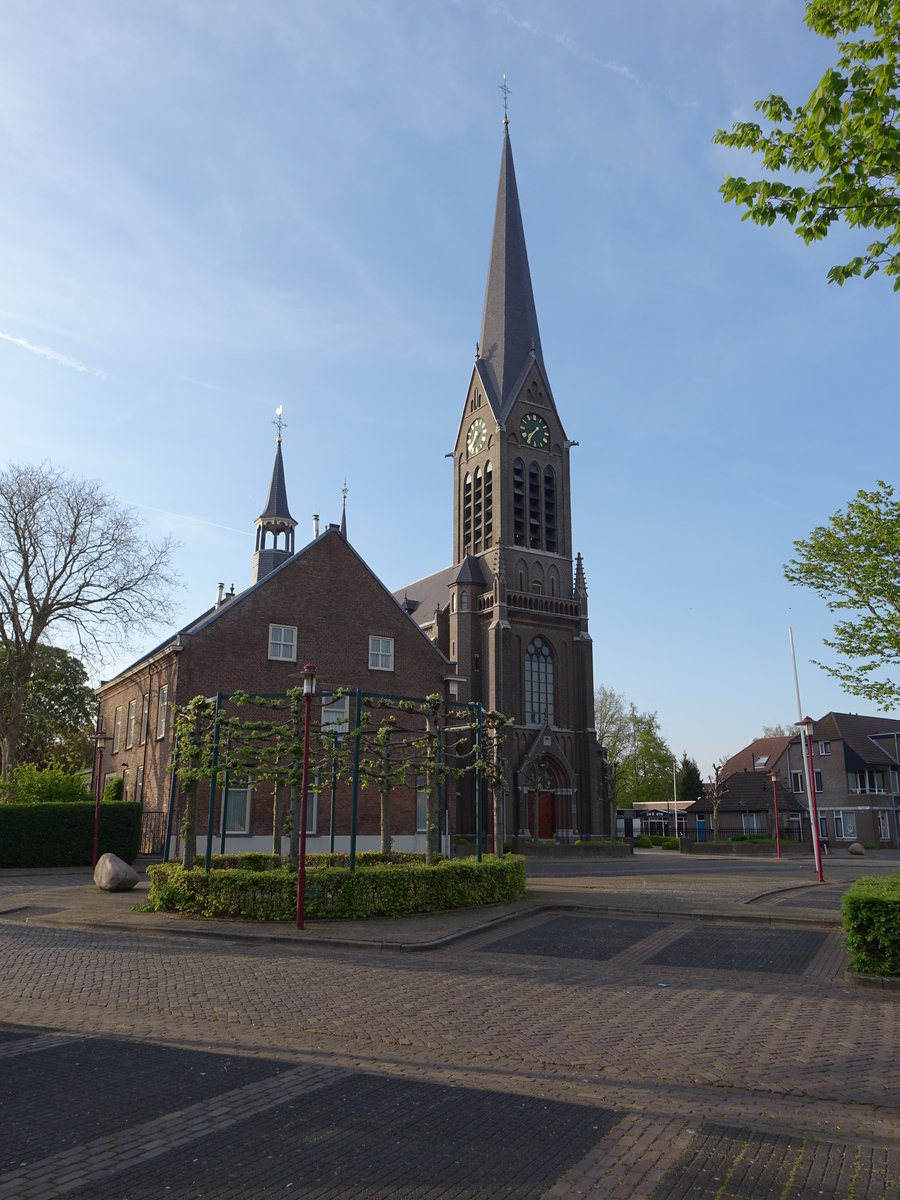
95;119;609;854
397;122;606;844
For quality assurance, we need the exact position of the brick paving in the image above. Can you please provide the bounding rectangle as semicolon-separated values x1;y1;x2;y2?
0;856;897;1197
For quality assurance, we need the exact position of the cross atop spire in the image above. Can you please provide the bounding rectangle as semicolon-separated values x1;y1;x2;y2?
273;404;287;442
499;74;511;126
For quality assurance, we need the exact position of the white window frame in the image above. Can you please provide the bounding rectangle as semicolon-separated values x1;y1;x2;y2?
321;693;350;737
814;770;823;792
125;699;137;750
139;692;150;745
156;684;169;740
818;740;831;756
742;812;763;835
876;809;891;840
121;768;130;802
221;785;251;835
834;809;858;840
416;774;428;833
791;770;803;793
112;707;123;754
306;782;319;836
819;813;829;841
369;635;394;672
135;766;144;807
268;624;297;662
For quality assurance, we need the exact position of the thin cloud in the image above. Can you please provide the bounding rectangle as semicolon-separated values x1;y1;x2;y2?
0;330;106;377
175;373;225;393
133;502;250;538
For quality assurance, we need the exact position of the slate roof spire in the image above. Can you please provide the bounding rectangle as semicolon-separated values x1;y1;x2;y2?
476;123;545;417
252;412;297;583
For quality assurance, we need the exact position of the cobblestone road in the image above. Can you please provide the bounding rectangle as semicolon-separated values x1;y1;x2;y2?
0;884;898;1197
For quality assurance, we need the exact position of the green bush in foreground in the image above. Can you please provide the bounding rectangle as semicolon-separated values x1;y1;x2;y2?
634;834;653;848
0;762;92;805
146;854;527;921
660;837;680;850
842;876;900;977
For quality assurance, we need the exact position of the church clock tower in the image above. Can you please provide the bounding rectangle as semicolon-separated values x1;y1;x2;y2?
446;120;603;842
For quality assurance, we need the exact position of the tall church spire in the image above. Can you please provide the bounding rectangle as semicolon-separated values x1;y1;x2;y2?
252;414;297;583
476;126;546;418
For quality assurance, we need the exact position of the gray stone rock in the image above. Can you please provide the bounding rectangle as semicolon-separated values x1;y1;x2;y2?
848;841;866;856
94;852;139;891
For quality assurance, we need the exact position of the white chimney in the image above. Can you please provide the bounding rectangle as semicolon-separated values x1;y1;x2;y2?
215;582;225;608
312;513;320;538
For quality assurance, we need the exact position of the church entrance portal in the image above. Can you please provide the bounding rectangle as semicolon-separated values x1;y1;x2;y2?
538;791;556;839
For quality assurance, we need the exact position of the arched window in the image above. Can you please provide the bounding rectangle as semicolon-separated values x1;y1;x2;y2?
483;462;493;549
473;468;483;552
513;459;525;546
525;638;554;725
529;463;541;549
544;466;557;553
463;473;472;554
460;590;468;611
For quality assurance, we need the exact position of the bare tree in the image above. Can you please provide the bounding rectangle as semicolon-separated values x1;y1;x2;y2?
0;462;178;776
594;684;629;766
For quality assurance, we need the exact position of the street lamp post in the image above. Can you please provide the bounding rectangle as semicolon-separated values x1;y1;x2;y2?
91;727;112;868
768;771;782;859
295;662;317;929
797;715;824;883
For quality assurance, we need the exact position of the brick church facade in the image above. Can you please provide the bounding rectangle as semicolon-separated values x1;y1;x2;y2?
95;122;609;855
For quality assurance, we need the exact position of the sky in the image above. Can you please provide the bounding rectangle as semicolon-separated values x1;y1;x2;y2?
1;0;896;777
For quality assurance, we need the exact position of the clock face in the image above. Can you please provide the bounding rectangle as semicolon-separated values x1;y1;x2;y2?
520;412;550;451
466;417;487;454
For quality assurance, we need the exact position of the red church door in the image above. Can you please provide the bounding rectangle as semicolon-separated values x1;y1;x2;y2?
538;791;556;839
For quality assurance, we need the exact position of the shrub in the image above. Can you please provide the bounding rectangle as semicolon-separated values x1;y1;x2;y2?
146;854;527;921
0;801;141;866
730;834;748;842
842;876;900;977
0;762;92;805
634;834;653;848
574;839;620;848
661;836;680;850
102;776;124;802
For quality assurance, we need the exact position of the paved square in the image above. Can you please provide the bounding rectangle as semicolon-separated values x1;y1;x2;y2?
480;914;668;961
646;925;829;975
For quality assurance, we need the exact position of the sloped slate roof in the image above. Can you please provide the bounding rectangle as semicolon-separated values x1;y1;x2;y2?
476;128;546;420
256;439;295;525
394;565;456;629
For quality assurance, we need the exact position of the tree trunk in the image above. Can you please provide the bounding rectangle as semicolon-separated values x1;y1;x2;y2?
379;742;392;856
272;778;285;859
491;786;503;856
180;781;197;868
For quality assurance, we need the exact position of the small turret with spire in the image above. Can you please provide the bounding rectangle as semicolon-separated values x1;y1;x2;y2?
252;407;297;583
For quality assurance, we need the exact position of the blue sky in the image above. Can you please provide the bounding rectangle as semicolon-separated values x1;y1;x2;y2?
1;1;896;776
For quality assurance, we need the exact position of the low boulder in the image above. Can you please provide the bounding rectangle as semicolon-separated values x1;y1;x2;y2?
848;842;866;857
94;852;139;891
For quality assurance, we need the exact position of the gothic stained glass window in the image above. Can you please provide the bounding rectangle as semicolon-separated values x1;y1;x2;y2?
525;637;554;725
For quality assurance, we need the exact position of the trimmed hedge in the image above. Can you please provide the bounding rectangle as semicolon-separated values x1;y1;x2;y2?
146;854;527;921
0;801;141;867
194;851;435;872
842;876;900;977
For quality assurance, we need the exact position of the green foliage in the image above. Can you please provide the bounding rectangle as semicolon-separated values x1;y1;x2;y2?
634;834;653;848
0;645;94;772
146;855;527;921
785;481;900;704
594;684;630;764
615;706;674;809
715;0;900;289
842;875;900;975
676;753;704;805
0;762;91;805
0;801;140;867
102;776;124;802
660;836;680;850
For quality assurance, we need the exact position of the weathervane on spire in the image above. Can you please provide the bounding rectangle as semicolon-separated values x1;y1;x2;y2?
500;74;510;126
273;404;287;442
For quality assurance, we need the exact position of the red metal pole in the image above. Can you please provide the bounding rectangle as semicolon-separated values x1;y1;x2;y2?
92;745;103;868
770;774;782;859
296;665;316;928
